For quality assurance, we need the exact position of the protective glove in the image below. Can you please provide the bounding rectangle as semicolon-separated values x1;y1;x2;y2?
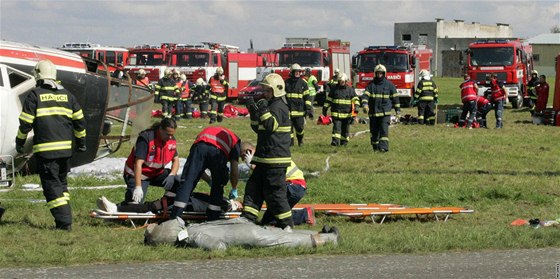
256;98;269;114
363;105;369;114
76;145;87;152
307;110;314;120
244;150;254;167
434;98;439;105
132;187;144;203
228;188;238;200
411;99;418;107
322;107;328;117
162;174;178;190
246;97;258;114
16;144;24;154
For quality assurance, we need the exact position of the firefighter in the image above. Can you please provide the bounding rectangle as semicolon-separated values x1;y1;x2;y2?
412;70;439;125
121;118;181;205
241;73;294;230
176;74;194;119
304;67;319;115
326;68;341;94
361;64;400;152
535;74;549;113
155;68;180;118
241;142;314;226
459;74;479;128
192;78;211;118
323;73;360;146
488;73;507;128
15;59;87;231
132;69;150;87
476;95;492;128
208;67;229;123
170;126;240;221
526;70;539;115
284;63;311;146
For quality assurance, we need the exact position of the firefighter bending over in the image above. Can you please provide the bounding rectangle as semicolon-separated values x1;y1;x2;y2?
16;59;87;231
412;70;438;125
242;73;294;230
361;64;400;152
284;63;311;146
208;67;229;123
323;73;360;146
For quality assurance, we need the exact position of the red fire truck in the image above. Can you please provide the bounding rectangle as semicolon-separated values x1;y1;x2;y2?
125;43;176;82
352;45;432;106
463;39;534;108
59;42;129;73
168;42;263;99
262;38;352;92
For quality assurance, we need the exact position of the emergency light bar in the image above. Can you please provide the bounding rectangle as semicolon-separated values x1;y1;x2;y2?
365;45;407;51
282;43;315;49
61;43;101;49
134;45;161;49
473;39;511;44
175;44;207;50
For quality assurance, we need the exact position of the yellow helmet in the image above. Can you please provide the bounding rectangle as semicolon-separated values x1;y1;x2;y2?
136;69;146;77
337;73;348;82
374;64;386;73
164;68;172;77
180;74;187;81
196;77;205;86
172;69;180;76
34;59;57;81
216;67;224;75
290;63;302;72
260;73;286;97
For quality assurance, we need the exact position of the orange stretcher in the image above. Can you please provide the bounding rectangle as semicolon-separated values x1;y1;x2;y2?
326;206;474;224
268;203;403;211
89;209;241;228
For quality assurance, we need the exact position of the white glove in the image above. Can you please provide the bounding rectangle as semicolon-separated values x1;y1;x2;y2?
132;187;143;203
244;150;253;167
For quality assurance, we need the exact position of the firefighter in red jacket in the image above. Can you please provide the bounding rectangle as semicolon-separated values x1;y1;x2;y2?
122;118;180;205
487;73;507;128
208;67;229;123
459;74;479;128
535;75;549;113
285;63;311;146
176;74;194;119
170;126;241;221
476;96;492;128
133;69;150;87
16;59;87;231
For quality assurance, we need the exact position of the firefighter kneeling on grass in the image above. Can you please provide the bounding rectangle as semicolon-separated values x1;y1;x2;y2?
242;73;294;230
323;73;360;146
412;70;439;125
208;67;229;123
16;59;87;231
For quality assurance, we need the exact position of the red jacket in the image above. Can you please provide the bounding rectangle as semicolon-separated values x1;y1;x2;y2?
477;96;490;107
490;79;506;101
209;76;226;94
124;129;177;179
193;126;239;159
460;79;478;102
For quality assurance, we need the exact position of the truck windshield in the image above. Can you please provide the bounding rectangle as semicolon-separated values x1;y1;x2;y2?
356;52;409;72
127;52;165;66
278;50;322;67
173;52;210;67
470;47;514;66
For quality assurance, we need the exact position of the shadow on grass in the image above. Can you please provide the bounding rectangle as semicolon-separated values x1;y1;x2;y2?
364;169;560;177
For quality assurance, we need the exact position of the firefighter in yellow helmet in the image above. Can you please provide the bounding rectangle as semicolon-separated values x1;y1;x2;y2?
360;64;400;152
16;59;87;231
192;77;211;118
155;68;180;118
323;73;360;146
133;69;150;87
284;63;310;146
208;66;229;123
303;67;319;116
412;69;438;125
242;73;294;230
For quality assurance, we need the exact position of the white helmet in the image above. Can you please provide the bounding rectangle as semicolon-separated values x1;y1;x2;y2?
180;74;187;81
374;64;387;73
136;69;146;78
419;69;431;80
531;70;538;75
290;63;302;72
164;68;172;77
337;73;348;82
216;67;224;75
260;73;286;97
34;59;57;81
196;77;205;86
334;68;340;75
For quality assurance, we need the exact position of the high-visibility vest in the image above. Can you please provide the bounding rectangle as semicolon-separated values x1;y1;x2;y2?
124;129;177;179
286;160;306;188
490;80;506;101
193;126;239;158
209;76;225;94
460;80;478;102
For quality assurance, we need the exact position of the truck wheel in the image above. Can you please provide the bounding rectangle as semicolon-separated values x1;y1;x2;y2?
511;97;521;109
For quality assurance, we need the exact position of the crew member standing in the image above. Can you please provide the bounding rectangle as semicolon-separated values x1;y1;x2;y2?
208;67;229;123
121;118;180;205
192;78;210;119
304;67;319;116
458;74;479;128
284;63;310;146
361;64;400;152
535;74;549;113
526;70;539;116
16;59;87;231
241;73;294;230
132;69;150;87
170;126;240;221
323;73;359;146
155;68;179;118
488;73;507;129
177;74;194;119
413;70;438;125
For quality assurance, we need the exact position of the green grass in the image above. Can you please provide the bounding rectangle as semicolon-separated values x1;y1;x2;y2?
1;77;559;267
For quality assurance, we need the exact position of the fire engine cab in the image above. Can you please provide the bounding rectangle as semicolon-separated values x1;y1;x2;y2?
264;38;352;92
125;43;175;82
462;39;533;108
353;45;432;106
168;42;262;99
59;42;129;73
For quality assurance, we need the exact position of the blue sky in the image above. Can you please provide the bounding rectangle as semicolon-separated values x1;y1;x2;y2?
1;0;559;52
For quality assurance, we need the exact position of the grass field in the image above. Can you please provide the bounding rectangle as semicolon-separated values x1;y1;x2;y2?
0;77;559;267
